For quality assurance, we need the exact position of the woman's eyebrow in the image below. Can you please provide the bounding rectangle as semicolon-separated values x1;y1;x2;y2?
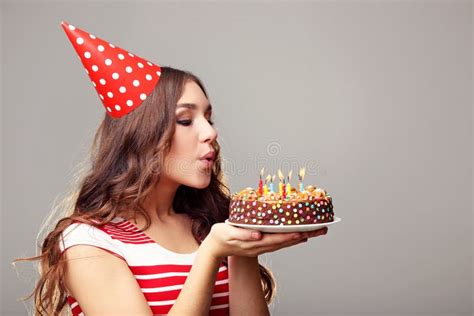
176;103;212;113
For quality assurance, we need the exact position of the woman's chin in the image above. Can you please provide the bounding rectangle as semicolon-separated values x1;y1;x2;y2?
182;175;211;189
194;179;211;189
191;175;212;189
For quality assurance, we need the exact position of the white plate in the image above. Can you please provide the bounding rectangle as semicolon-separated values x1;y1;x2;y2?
224;216;341;233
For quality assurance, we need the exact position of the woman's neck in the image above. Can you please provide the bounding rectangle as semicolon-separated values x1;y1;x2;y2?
123;177;183;225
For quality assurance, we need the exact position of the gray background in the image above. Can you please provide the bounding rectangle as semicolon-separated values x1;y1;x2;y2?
1;1;472;315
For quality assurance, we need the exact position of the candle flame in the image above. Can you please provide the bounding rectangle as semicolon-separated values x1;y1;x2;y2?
260;167;265;177
272;175;276;182
299;167;306;180
265;174;271;183
278;169;284;181
288;170;293;181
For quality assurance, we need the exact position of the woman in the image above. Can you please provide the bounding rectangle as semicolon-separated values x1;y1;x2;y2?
14;22;328;316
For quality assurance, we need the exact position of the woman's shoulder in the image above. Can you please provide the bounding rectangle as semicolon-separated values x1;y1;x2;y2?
61;217;120;240
59;217;126;259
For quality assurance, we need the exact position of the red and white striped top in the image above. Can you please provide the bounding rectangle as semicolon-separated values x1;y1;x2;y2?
59;217;229;316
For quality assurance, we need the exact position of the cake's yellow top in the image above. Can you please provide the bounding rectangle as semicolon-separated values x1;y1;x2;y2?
232;185;331;203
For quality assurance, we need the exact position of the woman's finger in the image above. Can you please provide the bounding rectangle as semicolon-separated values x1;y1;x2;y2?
253;236;308;255
257;227;328;253
308;227;328;238
237;232;301;249
224;224;263;242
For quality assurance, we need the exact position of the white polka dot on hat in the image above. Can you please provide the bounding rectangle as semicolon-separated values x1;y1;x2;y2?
60;21;162;119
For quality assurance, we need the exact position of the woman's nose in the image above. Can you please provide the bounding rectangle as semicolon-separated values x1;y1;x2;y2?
200;121;217;143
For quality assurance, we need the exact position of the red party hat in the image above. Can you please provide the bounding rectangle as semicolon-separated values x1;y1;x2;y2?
60;21;162;119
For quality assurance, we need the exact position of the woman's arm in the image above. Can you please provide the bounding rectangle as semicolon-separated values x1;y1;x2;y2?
166;245;223;316
168;223;307;315
228;255;270;316
64;245;153;316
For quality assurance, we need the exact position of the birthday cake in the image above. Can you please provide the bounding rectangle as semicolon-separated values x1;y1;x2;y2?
228;168;335;226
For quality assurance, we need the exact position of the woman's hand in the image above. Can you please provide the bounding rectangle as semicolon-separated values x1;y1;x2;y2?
201;222;328;259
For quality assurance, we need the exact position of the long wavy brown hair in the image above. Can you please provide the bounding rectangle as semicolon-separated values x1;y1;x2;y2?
13;66;276;315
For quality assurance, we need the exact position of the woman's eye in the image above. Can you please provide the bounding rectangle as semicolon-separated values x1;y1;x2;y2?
177;120;192;126
177;119;214;126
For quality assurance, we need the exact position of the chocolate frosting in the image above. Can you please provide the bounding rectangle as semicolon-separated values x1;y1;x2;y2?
228;185;334;225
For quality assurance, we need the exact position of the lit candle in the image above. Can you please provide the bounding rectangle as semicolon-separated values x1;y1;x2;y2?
258;167;264;196
264;174;270;196
270;175;276;193
298;167;306;192
278;169;284;196
286;170;292;196
282;178;287;199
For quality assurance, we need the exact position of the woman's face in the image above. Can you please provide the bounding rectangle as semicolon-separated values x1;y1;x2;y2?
162;80;218;189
